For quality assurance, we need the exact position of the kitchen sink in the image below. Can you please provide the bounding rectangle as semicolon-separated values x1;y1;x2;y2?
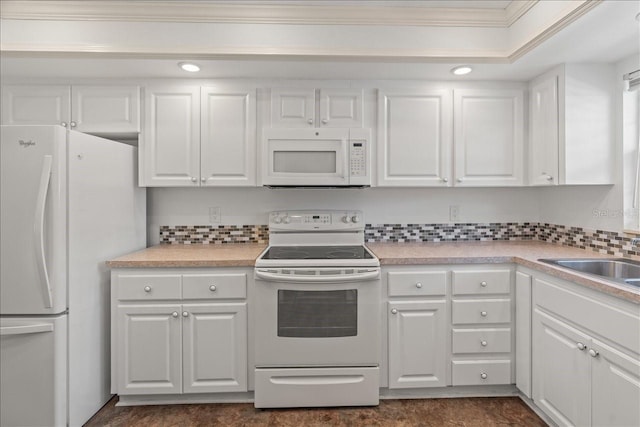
538;258;640;288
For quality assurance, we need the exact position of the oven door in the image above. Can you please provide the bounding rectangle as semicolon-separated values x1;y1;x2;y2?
254;267;380;367
262;129;349;186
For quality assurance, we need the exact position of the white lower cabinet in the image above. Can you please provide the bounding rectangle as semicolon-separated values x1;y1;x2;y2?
388;300;447;388
111;269;249;397
532;275;640;427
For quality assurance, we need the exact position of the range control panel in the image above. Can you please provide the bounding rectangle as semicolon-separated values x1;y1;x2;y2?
269;210;364;231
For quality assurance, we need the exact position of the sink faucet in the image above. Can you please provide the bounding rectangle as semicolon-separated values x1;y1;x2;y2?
632;238;640;247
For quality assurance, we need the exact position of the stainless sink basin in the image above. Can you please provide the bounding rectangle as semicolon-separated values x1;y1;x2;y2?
538;258;640;288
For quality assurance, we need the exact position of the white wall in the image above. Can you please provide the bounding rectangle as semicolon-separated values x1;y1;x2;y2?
147;187;541;244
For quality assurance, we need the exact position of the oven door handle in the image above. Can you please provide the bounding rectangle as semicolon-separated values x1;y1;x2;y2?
255;269;380;283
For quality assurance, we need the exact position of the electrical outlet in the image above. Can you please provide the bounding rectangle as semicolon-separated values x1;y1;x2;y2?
449;205;460;222
209;207;221;223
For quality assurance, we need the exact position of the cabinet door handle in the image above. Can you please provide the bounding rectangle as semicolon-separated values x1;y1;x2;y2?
144;286;152;292
480;373;488;379
480;281;487;287
391;308;398;314
70;121;77;128
321;118;328;124
415;282;422;288
307;118;314;125
480;311;488;317
182;311;189;318
191;177;197;183
441;177;448;183
577;342;587;351
589;349;599;358
209;285;217;292
61;122;68;127
172;312;179;318
201;177;206;183
480;340;488;347
456;178;463;183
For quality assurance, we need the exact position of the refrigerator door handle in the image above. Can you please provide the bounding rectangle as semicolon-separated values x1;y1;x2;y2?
0;323;54;336
34;155;53;308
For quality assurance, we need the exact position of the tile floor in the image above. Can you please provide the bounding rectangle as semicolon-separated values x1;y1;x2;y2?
85;396;547;426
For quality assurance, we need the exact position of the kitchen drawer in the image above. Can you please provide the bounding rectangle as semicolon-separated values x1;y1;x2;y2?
452;360;511;386
182;273;247;299
117;275;181;300
452;269;511;295
452;299;511;324
452;328;512;354
388;270;447;297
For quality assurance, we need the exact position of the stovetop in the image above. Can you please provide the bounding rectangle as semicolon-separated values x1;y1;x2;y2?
260;245;375;261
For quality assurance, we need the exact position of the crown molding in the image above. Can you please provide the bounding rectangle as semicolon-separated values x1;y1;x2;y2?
0;0;537;27
0;43;510;63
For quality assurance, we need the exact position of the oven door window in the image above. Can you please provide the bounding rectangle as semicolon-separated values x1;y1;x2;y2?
277;289;357;338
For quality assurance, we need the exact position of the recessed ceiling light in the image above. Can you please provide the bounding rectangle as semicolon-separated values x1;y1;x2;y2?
451;65;473;76
179;62;200;72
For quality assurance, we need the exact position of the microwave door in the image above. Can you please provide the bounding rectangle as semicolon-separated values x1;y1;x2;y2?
264;134;349;186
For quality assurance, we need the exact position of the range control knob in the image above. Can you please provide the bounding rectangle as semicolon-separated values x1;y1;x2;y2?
351;215;361;223
273;216;282;224
283;216;291;224
342;215;351;224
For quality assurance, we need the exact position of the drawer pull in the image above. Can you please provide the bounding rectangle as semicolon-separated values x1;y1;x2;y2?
589;349;599;358
182;311;189;318
480;311;488;317
415;282;423;289
209;285;217;292
144;286;152;292
172;312;179;318
481;340;488;347
577;342;587;351
480;281;487;287
480;373;488;379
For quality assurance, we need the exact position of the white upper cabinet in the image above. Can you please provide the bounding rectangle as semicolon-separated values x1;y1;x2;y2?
528;64;615;185
377;89;452;186
270;88;363;128
2;84;140;135
71;86;140;134
201;87;256;186
141;84;257;187
142;85;201;187
454;89;524;186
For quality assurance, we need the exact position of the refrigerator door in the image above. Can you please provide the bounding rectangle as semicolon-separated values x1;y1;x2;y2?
0;315;68;427
0;125;67;315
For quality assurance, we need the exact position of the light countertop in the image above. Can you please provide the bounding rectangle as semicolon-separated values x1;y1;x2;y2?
107;241;640;303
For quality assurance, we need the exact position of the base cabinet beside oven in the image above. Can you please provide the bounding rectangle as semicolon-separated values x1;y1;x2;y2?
384;265;515;391
111;269;249;396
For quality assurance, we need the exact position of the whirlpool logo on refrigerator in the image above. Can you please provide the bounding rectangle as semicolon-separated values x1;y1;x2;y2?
18;139;36;147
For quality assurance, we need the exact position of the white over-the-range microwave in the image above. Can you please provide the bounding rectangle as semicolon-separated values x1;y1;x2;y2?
261;128;371;188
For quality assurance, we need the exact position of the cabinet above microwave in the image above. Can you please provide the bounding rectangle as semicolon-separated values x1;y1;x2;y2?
261;128;371;188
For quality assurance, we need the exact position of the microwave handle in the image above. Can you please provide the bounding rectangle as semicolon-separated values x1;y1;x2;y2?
255;269;380;283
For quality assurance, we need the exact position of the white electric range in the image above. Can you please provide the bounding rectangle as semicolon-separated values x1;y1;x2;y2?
253;210;381;408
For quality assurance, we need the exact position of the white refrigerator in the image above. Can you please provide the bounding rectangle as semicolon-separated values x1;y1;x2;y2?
0;125;146;426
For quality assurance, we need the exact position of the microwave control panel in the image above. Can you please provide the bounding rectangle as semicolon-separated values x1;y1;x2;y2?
349;141;366;177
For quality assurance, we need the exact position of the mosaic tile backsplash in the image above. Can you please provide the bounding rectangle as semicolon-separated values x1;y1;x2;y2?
159;223;639;258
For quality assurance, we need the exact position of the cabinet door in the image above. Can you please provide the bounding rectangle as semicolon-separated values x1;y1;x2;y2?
72;85;140;134
319;89;363;128
454;89;524;186
182;303;247;393
529;75;559;186
142;85;200;186
116;304;182;395
388;300;447;388
270;88;315;128
590;338;640;427
377;89;452;186
2;85;70;126
532;309;591;427
201;87;256;186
